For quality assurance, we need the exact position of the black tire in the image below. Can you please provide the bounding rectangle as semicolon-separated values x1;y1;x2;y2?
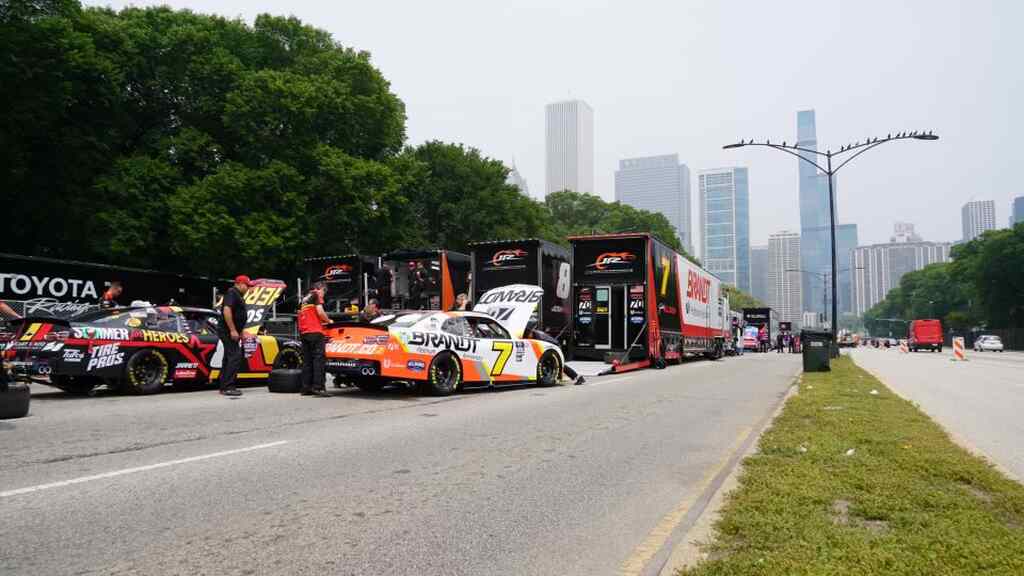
273;346;303;370
124;349;169;395
427;352;462;396
537;350;562;387
0;382;31;419
268;368;302;393
51;375;96;395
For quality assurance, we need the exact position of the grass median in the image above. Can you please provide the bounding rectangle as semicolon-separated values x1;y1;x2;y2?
681;355;1024;576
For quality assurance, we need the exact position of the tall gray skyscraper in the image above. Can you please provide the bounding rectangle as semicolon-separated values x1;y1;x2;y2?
750;245;769;304
836;223;859;315
698;167;750;292
615;154;692;254
1013;196;1024;226
961;200;996;241
797;110;832;317
768;232;802;327
852;223;951;316
545;100;594;196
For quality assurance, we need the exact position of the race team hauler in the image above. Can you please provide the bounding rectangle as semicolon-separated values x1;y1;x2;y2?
469;239;571;348
569;233;729;372
321;284;565;395
5;279;301;395
742;307;777;351
303;254;381;314
379;249;470;311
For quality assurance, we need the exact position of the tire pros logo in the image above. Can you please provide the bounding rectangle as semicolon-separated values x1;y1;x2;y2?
587;252;637;271
490;249;528;267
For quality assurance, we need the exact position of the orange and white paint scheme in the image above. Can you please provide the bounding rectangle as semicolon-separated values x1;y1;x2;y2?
323;285;565;395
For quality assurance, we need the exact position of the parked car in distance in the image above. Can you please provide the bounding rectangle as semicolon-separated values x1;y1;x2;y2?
973;335;1004;352
908;319;943;352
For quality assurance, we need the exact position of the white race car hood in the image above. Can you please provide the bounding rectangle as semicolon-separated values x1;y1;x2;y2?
473;284;543;339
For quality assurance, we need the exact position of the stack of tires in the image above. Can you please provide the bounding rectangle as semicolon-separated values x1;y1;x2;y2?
268;369;302;393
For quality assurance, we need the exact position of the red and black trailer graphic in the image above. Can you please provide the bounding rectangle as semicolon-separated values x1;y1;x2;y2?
469;239;571;346
304;254;381;313
569;233;728;372
380;249;470;312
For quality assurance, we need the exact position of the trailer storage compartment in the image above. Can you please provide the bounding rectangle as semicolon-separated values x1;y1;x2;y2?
304;254;380;313
380;249;470;311
569;233;727;369
469;239;571;347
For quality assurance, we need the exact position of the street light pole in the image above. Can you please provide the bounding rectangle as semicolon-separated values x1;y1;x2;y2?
725;130;939;345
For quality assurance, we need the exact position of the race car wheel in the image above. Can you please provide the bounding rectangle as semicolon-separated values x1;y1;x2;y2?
124;349;169;395
273;346;303;370
427;352;462;396
0;382;31;419
51;375;96;395
268;369;302;393
536;350;562;387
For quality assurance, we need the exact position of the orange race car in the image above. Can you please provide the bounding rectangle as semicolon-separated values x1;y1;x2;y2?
323;285;565;395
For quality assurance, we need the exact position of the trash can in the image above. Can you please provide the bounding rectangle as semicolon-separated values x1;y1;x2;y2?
802;330;832;372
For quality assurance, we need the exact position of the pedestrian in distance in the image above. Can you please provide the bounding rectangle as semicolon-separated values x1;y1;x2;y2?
776;332;784;353
218;275;252;397
99;281;123;309
298;282;330;397
758;325;769;353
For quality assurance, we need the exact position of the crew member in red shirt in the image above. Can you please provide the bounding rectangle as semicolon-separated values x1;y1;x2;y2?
298;282;331;397
99;281;123;309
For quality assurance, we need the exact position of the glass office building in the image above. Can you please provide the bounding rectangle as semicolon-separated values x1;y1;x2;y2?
698;167;750;292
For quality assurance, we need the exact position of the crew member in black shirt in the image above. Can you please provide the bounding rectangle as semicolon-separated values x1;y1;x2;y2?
218;275;251;397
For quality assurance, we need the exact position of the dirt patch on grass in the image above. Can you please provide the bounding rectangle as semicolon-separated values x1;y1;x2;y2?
830;499;890;534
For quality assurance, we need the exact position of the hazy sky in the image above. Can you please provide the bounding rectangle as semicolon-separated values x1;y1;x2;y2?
88;0;1021;250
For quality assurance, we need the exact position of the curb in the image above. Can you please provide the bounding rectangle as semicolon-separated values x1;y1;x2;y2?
655;379;799;576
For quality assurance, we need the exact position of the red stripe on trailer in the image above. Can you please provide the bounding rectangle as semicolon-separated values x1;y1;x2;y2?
646;240;661;357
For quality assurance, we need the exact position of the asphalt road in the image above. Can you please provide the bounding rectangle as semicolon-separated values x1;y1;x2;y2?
851;346;1024;481
1;353;798;576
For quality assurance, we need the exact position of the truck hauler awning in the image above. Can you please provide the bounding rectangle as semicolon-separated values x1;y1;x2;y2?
469;239;571;344
568;233;728;372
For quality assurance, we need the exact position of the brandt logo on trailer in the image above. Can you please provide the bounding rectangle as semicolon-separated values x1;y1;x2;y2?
586;252;637;273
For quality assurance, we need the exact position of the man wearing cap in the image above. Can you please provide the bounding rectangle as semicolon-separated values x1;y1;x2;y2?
298;282;331;397
218;275;251;397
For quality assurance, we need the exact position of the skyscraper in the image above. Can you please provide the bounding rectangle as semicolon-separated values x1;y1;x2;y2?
852;223;951;316
698;167;750;291
797;110;832;317
750;245;769;304
768;232;802;328
614;154;692;254
545;100;594;196
836;223;859;315
961;200;996;242
1011;196;1023;226
505;164;529;197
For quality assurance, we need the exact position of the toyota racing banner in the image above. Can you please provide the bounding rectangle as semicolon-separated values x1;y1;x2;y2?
0;253;220;320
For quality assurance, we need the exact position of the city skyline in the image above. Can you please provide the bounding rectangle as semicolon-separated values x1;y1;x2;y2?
768;232;802;328
961;200;996;242
851;223;951;316
86;1;1018;249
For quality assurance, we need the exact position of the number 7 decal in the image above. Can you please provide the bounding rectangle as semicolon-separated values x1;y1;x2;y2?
660;257;671;296
490;341;513;376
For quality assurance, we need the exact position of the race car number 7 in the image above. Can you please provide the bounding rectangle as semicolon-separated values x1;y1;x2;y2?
490;341;513;376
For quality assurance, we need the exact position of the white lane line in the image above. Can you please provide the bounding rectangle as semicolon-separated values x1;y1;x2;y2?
1;440;288;499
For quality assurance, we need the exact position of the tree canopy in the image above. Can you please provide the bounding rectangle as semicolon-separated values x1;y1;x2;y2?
864;224;1024;333
2;1;694;281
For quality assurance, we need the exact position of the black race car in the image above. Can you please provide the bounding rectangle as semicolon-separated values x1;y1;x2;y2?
3;280;301;394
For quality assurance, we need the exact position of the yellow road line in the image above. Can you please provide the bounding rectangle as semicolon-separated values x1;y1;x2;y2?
619;425;753;576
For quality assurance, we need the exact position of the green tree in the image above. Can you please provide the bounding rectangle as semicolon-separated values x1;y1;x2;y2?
723;285;763;312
